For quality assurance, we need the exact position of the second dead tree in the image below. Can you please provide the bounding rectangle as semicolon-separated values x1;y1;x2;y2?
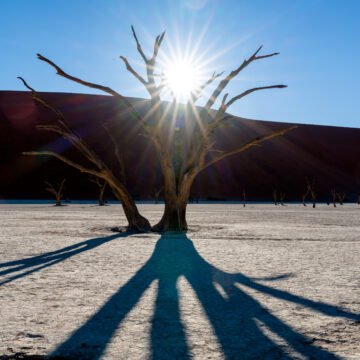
273;189;278;206
337;192;346;205
279;192;286;206
19;78;151;232
242;189;246;207
330;188;337;207
90;176;107;206
307;180;317;208
154;188;161;204
301;185;310;206
45;179;66;206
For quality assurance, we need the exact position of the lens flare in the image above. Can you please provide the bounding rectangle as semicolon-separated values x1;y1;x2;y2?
164;58;202;102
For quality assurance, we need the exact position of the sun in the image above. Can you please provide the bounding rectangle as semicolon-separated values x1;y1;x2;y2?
163;58;202;102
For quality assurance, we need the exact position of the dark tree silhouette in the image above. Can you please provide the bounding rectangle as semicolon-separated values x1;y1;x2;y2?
89;176;107;206
301;184;310;206
19;78;150;232
331;188;337;208
273;189;278;206
20;26;296;232
154;188;161;204
242;188;247;207
45;179;66;206
279;191;286;206
306;180;317;208
337;191;346;205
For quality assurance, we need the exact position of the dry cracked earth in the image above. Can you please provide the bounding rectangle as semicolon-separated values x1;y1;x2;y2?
0;203;359;359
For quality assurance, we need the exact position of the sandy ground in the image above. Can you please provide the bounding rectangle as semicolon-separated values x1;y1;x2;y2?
0;203;359;359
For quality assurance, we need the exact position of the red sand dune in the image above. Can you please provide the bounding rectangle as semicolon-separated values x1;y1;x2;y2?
1;91;359;201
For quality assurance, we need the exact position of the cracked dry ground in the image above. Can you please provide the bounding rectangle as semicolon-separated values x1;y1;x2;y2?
0;204;359;359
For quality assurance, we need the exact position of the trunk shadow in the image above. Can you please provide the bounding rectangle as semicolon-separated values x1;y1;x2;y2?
50;233;359;359
0;233;128;286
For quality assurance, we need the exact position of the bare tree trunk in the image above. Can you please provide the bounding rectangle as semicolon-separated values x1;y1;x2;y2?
273;189;278;206
331;188;337;208
152;174;192;232
337;192;345;205
99;184;106;206
279;192;286;206
107;175;151;232
154;189;161;204
242;189;246;207
45;179;65;207
152;198;188;232
302;196;307;206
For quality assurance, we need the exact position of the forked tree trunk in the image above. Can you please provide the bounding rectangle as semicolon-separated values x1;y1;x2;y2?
99;187;106;206
152;198;188;232
152;173;192;232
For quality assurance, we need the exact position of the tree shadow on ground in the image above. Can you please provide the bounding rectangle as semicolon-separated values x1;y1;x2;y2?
51;233;360;359
0;233;127;286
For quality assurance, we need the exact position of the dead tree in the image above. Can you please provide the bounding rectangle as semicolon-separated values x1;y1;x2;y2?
330;188;337;208
154;188;161;204
242;189;246;208
19;79;150;232
279;192;286;206
45;179;65;206
337;192;346;205
301;186;310;206
307;180;317;208
21;26;297;232
273;189;278;206
89;176;107;206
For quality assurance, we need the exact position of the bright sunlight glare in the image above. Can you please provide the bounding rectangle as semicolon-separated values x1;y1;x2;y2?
164;59;202;102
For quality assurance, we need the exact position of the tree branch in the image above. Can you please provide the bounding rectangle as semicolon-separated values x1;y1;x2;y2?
23;151;103;178
201;125;298;171
190;71;224;104
129;26;165;103
102;124;126;184
36;54;141;121
119;56;148;86
18;77;108;171
131;25;148;63
152;31;166;62
35;125;100;166
224;84;287;110
204;46;280;110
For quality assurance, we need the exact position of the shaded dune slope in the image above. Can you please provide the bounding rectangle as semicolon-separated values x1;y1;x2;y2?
1;91;359;201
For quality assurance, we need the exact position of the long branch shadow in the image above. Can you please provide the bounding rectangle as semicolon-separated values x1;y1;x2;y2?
0;233;127;286
51;233;360;359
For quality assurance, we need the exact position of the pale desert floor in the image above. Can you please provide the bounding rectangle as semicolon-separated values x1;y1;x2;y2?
0;204;359;359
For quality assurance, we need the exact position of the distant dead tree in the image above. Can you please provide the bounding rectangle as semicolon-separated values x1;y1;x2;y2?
154;188;161;204
301;185;310;206
242;189;246;207
337;191;346;205
45;179;65;206
279;192;286;206
89;176;107;206
20;26;297;232
306;180;317;208
330;188;337;208
273;189;278;206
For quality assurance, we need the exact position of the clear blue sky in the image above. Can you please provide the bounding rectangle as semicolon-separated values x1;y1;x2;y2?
1;0;360;128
